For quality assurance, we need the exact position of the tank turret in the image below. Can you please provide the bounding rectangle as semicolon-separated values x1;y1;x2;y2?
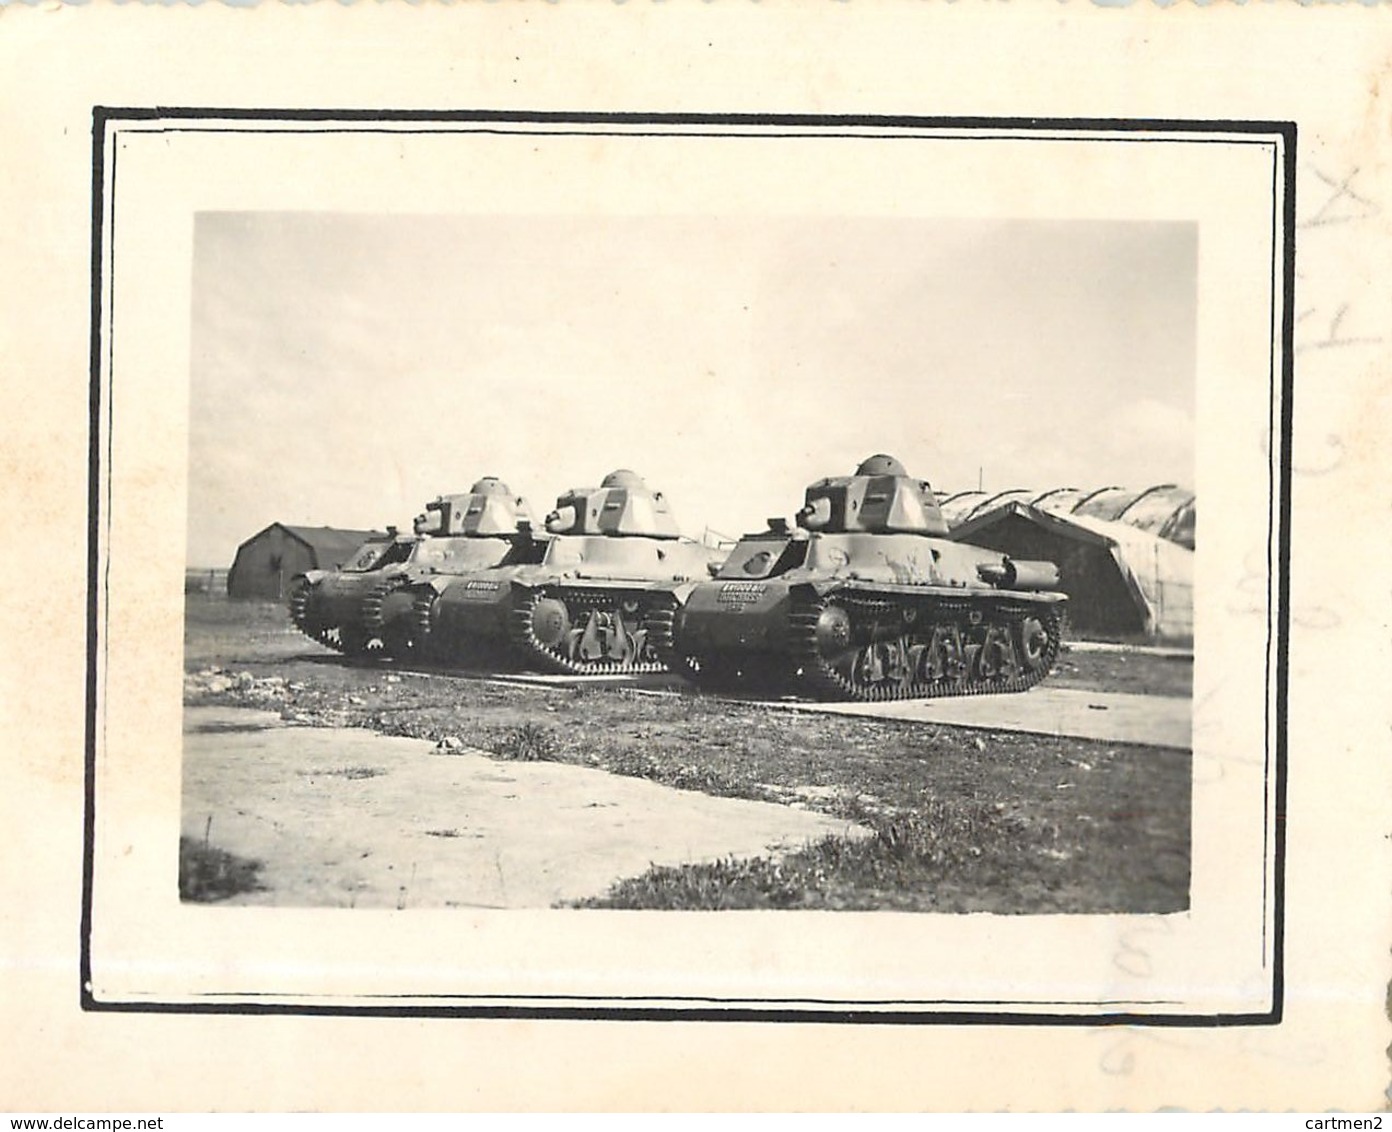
796;454;949;537
544;469;681;539
414;477;535;537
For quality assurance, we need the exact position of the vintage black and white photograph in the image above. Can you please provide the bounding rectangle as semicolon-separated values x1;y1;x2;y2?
182;210;1197;916
86;115;1288;1017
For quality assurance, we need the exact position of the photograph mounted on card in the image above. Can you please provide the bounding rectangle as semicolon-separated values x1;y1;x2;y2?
85;111;1291;1019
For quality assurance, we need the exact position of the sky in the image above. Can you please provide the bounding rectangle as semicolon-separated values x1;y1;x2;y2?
187;213;1196;567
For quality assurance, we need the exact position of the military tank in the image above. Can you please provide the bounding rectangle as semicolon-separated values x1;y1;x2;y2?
411;470;720;674
288;478;540;658
663;455;1067;701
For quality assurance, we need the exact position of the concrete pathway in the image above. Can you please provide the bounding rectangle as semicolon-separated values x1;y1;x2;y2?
485;670;1189;749
1065;641;1194;660
182;706;865;910
741;687;1191;750
487;674;1190;751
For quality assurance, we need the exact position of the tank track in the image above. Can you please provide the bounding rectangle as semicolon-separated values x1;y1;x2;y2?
410;589;439;659
360;576;402;637
644;605;703;681
788;591;1063;703
510;588;676;675
288;578;379;656
360;575;416;657
289;580;351;654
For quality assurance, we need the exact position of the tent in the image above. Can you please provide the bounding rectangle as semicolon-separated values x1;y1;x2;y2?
949;502;1194;643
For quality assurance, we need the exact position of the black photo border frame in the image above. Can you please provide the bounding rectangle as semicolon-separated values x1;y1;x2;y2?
82;108;1295;1026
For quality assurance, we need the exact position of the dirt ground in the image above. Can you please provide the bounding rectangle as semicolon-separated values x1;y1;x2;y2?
182;597;1192;913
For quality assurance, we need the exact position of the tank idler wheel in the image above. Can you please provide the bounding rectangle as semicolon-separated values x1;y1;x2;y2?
1013;615;1050;675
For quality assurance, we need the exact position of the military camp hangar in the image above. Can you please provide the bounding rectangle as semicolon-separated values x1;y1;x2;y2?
227;523;385;601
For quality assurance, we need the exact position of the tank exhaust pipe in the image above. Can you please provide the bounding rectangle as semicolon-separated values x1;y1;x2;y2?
977;558;1061;591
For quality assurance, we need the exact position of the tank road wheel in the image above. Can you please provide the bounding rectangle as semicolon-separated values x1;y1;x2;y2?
972;625;1015;683
791;593;1065;702
919;625;966;685
843;638;918;701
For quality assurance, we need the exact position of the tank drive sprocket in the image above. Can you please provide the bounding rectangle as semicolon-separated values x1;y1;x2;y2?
289;579;361;654
360;575;417;657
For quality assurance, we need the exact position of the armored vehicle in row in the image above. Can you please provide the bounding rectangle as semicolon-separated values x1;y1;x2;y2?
409;470;720;674
663;455;1067;701
288;478;541;657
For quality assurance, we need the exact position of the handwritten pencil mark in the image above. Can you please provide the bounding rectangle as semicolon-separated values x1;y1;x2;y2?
1299;167;1380;229
1296;303;1384;354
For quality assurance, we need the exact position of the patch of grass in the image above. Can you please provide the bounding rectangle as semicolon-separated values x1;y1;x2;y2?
490;721;560;762
667;762;742;795
604;748;661;780
178;837;266;902
571;799;1085;912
